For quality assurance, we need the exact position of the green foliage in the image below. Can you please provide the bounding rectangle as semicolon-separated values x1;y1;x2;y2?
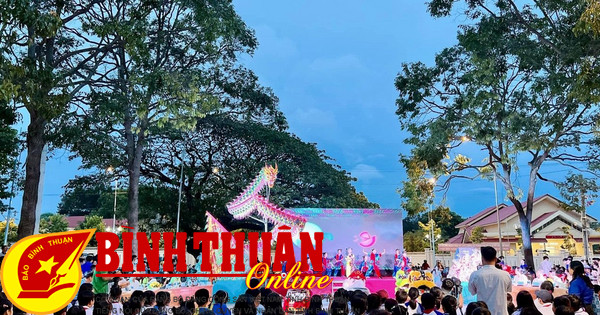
0;219;18;243
558;173;599;212
403;231;428;252
58;116;378;235
54;0;285;240
39;214;68;234
403;206;463;242
560;226;577;255
576;0;600;38
0;0;117;238
76;215;106;246
398;0;600;269
470;227;484;244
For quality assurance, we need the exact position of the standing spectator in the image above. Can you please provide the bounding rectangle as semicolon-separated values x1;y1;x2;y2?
468;247;511;315
351;292;368;315
568;261;594;314
91;269;112;294
233;295;256;315
82;256;93;275
553;306;574;315
212;290;231;315
405;288;423;315
330;299;349;315
513;291;536;315
420;293;443;315
422;261;430;271
109;285;123;315
194;289;214;315
533;290;552;315
566;295;589;315
441;296;457;315
92;300;112;315
592;285;600;315
540;257;552;276
306;295;328;315
78;290;95;315
141;291;156;314
264;292;284;315
507;293;515;315
155;291;171;315
395;290;408;310
552;296;571;314
366;294;382;314
384;299;399;313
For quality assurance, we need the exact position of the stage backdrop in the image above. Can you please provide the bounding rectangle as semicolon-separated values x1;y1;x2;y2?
289;208;403;270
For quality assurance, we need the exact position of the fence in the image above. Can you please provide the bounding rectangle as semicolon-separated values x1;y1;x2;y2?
407;249;580;270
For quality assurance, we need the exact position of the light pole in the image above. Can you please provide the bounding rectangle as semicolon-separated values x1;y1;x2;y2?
428;177;437;265
493;170;504;257
106;166;118;232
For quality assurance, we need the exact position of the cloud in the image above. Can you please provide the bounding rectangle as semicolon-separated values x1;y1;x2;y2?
253;25;298;58
289;107;337;128
350;164;384;182
308;54;367;73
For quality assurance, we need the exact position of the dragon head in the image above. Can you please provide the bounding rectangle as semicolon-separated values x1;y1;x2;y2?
263;164;278;188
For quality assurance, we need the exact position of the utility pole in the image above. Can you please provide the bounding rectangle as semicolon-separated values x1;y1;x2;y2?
494;171;504;256
581;192;590;263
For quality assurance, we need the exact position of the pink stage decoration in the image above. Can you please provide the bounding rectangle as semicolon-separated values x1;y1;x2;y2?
355;231;377;247
226;165;307;235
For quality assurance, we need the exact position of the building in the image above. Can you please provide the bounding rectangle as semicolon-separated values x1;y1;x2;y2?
439;194;600;256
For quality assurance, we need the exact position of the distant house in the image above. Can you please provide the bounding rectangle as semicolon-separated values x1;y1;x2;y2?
438;194;599;256
66;215;127;232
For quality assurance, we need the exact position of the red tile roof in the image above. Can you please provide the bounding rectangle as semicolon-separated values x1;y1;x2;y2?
530;211;556;227
66;215;127;229
457;194;553;228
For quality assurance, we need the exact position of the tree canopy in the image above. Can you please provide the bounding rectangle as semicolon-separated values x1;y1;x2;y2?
397;0;600;268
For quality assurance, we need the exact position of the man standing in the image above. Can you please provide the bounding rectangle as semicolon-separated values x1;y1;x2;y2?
468;247;512;315
540;256;552;276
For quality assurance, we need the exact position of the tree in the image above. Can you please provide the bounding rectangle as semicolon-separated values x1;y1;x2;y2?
139;116;378;232
58;117;379;236
577;0;600;37
403;231;428;252
560;226;577;255
0;0;116;239
402;206;463;242
0;218;17;244
396;1;600;268
57;0;273;253
470;227;484;244
39;214;68;234
76;215;106;247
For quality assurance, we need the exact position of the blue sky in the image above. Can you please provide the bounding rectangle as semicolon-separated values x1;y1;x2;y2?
5;1;597;221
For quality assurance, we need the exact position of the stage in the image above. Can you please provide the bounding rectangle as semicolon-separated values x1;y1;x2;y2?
271;276;397;297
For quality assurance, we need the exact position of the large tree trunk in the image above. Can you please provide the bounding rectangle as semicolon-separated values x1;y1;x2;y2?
519;213;534;269
18;111;46;239
126;131;144;253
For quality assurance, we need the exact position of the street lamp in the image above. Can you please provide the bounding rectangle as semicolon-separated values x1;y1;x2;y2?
428;177;437;266
106;166;118;233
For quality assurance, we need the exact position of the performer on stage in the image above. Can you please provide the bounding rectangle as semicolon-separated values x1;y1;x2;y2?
345;248;356;277
364;248;384;278
359;255;371;277
333;249;345;277
400;250;411;273
393;248;401;277
322;252;332;276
